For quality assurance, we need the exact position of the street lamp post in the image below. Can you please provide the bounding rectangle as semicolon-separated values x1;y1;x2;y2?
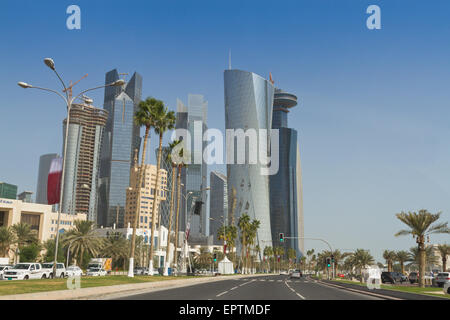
18;59;124;277
209;216;227;255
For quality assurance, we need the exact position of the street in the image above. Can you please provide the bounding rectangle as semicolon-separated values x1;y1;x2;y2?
114;275;382;300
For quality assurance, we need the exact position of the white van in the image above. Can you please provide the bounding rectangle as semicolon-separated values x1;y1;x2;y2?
3;263;45;280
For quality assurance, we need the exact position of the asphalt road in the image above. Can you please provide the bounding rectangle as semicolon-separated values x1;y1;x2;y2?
114;275;382;300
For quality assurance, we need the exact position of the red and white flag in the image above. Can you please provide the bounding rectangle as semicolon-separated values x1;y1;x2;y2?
185;222;191;241
47;157;63;205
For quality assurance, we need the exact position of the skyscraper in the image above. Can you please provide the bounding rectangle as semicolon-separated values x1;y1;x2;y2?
35;153;59;205
174;94;208;237
61;98;108;222
224;69;275;257
270;88;304;257
98;70;142;228
209;171;228;245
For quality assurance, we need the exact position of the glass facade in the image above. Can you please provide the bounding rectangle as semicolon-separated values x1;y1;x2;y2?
98;70;142;227
224;69;275;258
209;171;228;245
0;182;18;200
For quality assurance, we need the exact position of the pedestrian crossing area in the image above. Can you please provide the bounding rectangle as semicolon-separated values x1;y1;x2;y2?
235;278;309;283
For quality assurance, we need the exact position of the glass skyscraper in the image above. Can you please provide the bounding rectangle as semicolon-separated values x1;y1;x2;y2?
269;88;304;258
98;70;142;227
209;171;228;245
224;69;275;258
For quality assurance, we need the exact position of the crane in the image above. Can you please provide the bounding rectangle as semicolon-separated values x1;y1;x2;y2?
63;73;88;101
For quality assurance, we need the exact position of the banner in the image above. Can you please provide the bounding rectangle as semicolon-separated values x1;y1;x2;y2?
47;157;63;205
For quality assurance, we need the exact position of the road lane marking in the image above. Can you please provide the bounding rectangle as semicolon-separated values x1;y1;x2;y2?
315;281;402;300
285;280;306;300
230;286;238;290
216;291;228;297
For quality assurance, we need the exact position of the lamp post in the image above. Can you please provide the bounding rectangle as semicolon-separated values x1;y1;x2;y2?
18;58;124;277
209;216;226;255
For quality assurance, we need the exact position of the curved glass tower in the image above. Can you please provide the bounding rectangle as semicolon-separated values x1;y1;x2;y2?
224;69;274;258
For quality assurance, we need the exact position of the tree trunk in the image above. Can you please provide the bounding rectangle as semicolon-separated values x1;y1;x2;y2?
419;240;426;288
149;133;163;272
165;166;176;272
442;257;447;272
129;126;150;275
172;165;182;270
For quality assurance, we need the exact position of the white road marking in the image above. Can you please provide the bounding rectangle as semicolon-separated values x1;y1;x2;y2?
216;291;228;297
230;286;238;290
285;280;306;300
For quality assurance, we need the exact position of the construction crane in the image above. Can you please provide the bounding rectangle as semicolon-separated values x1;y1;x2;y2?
63;73;88;101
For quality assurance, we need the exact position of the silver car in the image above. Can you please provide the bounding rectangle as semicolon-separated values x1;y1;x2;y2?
0;265;12;280
435;272;450;288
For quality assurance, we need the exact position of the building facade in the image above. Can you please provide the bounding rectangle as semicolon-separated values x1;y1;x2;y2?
0;183;17;200
98;70;142;228
17;191;33;203
224;69;275;258
35;153;59;205
62;100;108;223
124;163;167;230
174;94;208;237
269;88;304;257
209;171;228;245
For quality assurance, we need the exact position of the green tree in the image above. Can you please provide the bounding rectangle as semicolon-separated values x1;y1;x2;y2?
42;238;65;263
102;232;129;269
437;244;449;272
0;226;16;258
395;210;450;287
63;220;102;268
407;246;439;271
12;223;37;248
383;250;397;272
20;243;42;262
238;213;251;273
351;249;374;282
394;250;410;275
263;246;273;272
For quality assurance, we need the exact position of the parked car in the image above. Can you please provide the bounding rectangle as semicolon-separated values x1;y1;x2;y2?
86;268;107;276
65;265;83;277
3;263;45;280
408;272;418;284
134;267;145;275
290;270;302;279
435;272;450;288
41;263;66;278
0;265;12;280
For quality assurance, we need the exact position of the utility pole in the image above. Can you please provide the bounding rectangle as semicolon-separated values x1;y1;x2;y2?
116;204;120;227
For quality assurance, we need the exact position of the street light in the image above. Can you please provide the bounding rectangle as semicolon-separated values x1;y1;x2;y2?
19;58;124;277
209;215;227;255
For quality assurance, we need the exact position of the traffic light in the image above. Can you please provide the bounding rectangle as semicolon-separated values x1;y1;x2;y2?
326;258;331;268
213;253;217;262
193;201;204;215
279;233;284;242
331;254;335;264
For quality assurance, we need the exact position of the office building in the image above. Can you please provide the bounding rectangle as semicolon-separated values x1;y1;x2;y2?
35;153;59;205
98;70;142;228
224;69;275;257
209;171;228;245
269;88;304;257
0;182;17;200
61;98;108;222
17;191;33;203
174;94;208;237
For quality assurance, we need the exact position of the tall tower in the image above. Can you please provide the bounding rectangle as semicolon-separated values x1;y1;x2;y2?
224;69;275;258
61;99;108;222
209;171;228;245
97;69;142;227
270;88;304;257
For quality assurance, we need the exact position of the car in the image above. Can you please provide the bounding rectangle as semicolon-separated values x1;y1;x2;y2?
3;263;45;280
435;272;450;288
0;265;12;280
65;265;83;277
290;270;302;279
41;263;66;278
134;267;145;275
337;273;345;278
86;268;107;276
408;272;418;284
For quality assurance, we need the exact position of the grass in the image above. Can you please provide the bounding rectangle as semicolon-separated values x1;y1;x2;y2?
0;275;197;296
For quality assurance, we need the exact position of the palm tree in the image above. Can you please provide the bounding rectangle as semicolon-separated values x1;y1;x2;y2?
102;232;129;270
11;223;37;248
263;246;273;272
352;249;374;283
437;244;449;272
0;226;16;258
395;250;410;275
306;249;315;272
395;209;450;287
129;97;158;276
238;213;251;273
63;220;102;268
147;101;176;274
163;139;181;275
383;250;396;272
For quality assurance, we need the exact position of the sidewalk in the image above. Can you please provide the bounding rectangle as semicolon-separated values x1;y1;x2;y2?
0;273;268;300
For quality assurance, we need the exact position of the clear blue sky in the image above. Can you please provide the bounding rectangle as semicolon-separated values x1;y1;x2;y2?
1;0;449;262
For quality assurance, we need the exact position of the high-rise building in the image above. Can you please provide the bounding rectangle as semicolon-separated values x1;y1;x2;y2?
35;153;59;205
156;146;174;228
61;99;108;223
98;70;142;228
0;182;17;200
174;94;208;237
17;191;33;203
269;88;304;257
224;69;275;258
125;163;167;230
209;171;228;245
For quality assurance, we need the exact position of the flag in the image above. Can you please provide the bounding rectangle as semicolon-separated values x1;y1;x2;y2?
185;222;190;241
47;157;63;205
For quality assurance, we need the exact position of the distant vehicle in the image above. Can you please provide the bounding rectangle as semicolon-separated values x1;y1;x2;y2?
381;272;407;284
87;258;112;273
409;272;418;284
134;267;145;275
65;265;83;277
3;263;45;280
337;273;345;278
86;268;107;276
290;270;302;279
41;263;66;278
435;272;450;288
0;265;12;280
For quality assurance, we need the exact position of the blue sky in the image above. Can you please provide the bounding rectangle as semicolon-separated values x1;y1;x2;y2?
1;0;449;262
